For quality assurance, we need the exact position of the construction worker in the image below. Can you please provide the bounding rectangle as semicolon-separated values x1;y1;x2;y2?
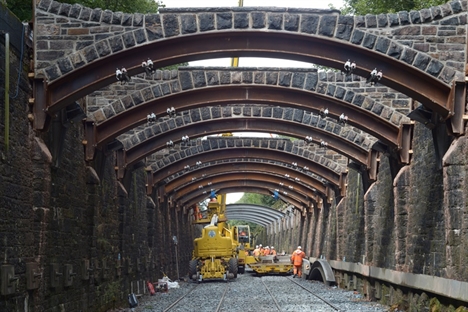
270;246;277;256
253;245;260;257
264;246;270;256
290;246;306;278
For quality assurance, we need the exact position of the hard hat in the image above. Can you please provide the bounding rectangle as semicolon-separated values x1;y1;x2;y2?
297;246;302;249
271;246;274;249
256;245;259;248
259;244;262;247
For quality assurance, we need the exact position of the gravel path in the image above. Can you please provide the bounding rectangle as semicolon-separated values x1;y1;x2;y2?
109;270;390;312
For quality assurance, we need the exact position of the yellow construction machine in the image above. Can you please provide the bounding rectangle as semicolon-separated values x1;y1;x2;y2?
189;194;238;282
231;224;258;273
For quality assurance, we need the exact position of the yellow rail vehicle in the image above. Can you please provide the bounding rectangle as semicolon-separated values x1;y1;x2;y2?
189;195;238;282
248;255;294;275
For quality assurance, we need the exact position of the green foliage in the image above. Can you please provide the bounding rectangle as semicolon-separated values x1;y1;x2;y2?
339;0;447;15
66;0;162;14
159;62;190;71
7;0;163;23
237;192;286;210
5;0;32;21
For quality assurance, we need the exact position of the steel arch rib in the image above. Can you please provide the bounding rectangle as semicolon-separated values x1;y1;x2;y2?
174;172;316;202
46;31;451;118
165;162;327;196
124;117;369;168
177;180;310;209
224;212;276;227
184;187;294;208
95;85;399;149
151;147;342;188
227;204;285;219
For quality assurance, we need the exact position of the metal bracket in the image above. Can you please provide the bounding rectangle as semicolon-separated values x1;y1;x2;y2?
398;123;413;165
115;149;126;180
63;264;76;287
1;265;19;295
84;120;97;162
367;149;380;182
81;259;91;280
339;172;348;198
146;167;154;195
158;185;165;204
447;79;466;136
26;263;41;290
50;263;62;288
32;78;50;131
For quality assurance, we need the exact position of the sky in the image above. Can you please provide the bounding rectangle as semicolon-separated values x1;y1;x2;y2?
161;0;345;204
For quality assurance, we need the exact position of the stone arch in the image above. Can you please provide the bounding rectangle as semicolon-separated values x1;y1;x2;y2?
178;178;313;210
35;1;463;122
119;115;372;168
90;85;404;150
185;187;304;211
167;163;325;199
174;172;317;202
148;139;345;188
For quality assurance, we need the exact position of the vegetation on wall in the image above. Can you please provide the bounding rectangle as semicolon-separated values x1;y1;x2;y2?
335;0;448;15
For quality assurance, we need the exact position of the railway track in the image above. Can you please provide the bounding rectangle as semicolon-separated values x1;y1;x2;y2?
159;274;341;312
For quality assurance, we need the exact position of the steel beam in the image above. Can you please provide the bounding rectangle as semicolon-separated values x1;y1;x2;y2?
151;147;342;188
96;86;399;149
124;117;369;168
175;173;315;205
32;78;49;131
164;162;326;196
45;31;452;119
180;184;306;210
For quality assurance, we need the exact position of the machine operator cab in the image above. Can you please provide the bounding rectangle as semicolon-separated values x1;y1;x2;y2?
234;225;251;247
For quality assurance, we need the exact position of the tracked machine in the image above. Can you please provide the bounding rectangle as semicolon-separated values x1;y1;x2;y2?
189;194;238;282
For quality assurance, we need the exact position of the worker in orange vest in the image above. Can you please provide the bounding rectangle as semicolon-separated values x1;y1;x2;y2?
253;245;260;257
290;246;306;278
264;246;270;256
270;246;277;256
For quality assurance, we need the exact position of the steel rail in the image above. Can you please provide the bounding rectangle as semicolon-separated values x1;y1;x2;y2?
287;276;341;311
45;31;451;118
215;282;230;312
260;278;282;311
162;283;200;312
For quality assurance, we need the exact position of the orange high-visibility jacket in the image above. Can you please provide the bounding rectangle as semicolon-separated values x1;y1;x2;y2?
291;250;305;266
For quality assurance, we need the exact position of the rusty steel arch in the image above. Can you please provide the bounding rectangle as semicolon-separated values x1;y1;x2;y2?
89;85;406;157
121;117;371;169
148;146;344;191
178;179;313;210
166;162;326;197
42;31;454;121
175;172;317;201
